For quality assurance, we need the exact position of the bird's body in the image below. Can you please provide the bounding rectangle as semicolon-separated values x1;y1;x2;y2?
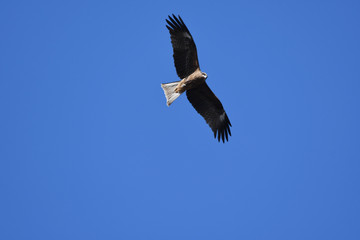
162;15;232;142
166;68;206;95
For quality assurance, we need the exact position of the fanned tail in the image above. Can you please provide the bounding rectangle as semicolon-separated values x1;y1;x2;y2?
161;81;182;106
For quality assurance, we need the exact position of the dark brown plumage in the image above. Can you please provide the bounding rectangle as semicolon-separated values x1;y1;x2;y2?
166;15;199;79
186;83;232;142
162;14;232;143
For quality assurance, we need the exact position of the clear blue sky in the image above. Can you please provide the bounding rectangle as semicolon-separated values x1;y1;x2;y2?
1;0;359;239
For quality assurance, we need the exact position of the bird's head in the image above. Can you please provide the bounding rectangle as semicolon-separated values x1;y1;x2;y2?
202;72;208;79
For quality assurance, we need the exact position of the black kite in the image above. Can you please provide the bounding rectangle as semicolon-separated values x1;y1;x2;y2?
161;15;232;143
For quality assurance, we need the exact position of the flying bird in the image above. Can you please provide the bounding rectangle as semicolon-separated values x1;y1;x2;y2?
161;15;232;143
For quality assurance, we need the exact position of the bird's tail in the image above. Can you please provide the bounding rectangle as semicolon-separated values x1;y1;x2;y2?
161;81;182;106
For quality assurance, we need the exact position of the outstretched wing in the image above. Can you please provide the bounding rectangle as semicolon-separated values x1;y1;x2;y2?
166;14;199;79
186;83;232;143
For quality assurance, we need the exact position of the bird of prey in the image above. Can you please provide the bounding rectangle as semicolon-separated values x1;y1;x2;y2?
161;15;232;143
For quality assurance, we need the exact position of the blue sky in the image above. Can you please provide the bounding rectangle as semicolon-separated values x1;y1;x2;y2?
1;0;360;239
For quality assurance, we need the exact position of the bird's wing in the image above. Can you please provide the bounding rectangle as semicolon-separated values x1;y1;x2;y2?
186;82;232;142
166;15;199;79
